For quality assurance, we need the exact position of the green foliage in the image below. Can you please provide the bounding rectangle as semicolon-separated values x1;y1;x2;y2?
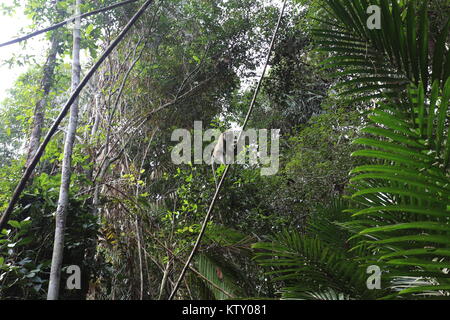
278;106;363;221
194;254;242;300
256;6;329;134
0;217;47;299
293;0;450;299
347;79;450;298
0;180;100;299
2;0;449;301
254;0;450;300
313;0;450;102
253;226;377;299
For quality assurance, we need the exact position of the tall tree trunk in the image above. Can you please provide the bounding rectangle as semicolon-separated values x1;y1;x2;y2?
25;32;60;168
47;0;82;300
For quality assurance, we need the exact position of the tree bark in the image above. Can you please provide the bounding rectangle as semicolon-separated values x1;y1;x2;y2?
25;28;60;168
47;0;82;300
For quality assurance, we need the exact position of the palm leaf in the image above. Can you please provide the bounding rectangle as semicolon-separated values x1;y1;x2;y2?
313;0;450;102
253;230;379;299
349;78;450;298
194;254;242;300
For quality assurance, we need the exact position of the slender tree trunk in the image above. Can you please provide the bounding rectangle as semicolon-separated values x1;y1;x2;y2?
135;215;144;299
26;31;60;168
158;258;171;300
47;0;82;300
134;138;153;299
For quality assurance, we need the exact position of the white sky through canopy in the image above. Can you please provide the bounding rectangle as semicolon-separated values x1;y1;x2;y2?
0;0;44;103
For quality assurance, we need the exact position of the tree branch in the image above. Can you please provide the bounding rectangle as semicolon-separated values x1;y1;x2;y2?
0;0;139;48
0;0;155;231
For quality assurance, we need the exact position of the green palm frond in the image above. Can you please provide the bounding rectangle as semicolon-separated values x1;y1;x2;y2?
313;0;450;101
253;230;378;299
194;254;242;300
204;224;254;251
306;198;354;252
388;276;450;299
348;78;450;297
294;288;353;300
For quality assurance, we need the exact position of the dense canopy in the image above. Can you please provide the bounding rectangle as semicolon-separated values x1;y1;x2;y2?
0;0;449;301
